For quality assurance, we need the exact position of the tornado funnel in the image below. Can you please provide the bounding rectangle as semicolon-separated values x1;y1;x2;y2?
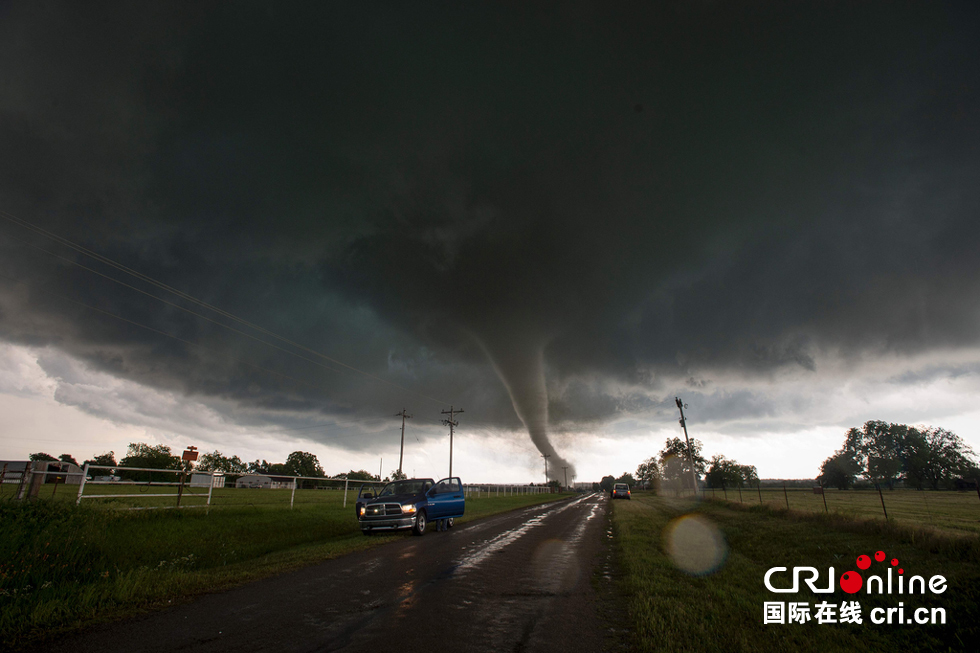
477;332;575;483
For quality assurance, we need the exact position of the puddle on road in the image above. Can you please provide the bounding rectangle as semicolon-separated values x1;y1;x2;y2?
531;538;579;594
454;495;593;574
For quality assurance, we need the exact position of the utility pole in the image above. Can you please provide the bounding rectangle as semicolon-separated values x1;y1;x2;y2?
441;405;463;478
675;397;700;495
562;466;569;491
396;408;412;477
542;454;551;484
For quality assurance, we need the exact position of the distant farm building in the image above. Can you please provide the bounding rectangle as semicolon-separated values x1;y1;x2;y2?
235;474;295;489
0;460;83;484
190;473;226;488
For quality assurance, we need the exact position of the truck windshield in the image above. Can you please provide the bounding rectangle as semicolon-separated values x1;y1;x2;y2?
378;480;427;497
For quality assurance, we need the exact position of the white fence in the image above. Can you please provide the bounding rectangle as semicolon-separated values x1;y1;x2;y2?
3;462;562;511
75;464;390;510
464;484;557;497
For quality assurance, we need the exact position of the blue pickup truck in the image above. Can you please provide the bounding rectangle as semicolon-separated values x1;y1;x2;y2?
355;477;465;536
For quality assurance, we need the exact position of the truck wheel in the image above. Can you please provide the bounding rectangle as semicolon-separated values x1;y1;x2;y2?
446;517;454;529
412;510;427;536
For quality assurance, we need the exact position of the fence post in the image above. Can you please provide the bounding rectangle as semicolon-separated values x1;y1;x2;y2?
15;462;32;500
757;483;763;504
875;483;888;519
737;484;742;503
783;482;789;509
820;482;828;513
343;479;349;508
722;482;727;501
207;471;215;510
176;470;186;507
76;463;89;506
290;477;297;510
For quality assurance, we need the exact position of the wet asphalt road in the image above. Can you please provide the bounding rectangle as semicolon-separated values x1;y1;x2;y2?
54;492;610;653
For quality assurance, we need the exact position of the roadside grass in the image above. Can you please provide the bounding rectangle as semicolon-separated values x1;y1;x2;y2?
611;492;980;652
0;491;572;649
706;486;980;535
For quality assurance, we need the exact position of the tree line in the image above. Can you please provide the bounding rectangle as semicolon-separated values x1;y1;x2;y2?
28;444;382;483
818;420;979;490
600;437;759;494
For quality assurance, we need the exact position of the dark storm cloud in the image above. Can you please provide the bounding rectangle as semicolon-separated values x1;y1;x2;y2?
1;1;978;461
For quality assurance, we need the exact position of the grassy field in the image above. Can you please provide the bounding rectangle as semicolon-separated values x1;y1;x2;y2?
700;486;980;535
0;490;573;649
610;492;980;652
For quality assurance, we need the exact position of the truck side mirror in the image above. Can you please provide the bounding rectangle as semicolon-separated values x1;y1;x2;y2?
362;492;373;499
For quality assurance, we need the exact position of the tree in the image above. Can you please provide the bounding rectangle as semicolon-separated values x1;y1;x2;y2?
832;421;978;490
83;451;117;471
284;451;325;478
345;470;377;481
196;451;247;474
599;475;616;492
58;454;80;466
817;450;861;490
659;437;707;492
616;473;636;486
705;455;758;488
118;443;182;481
390;469;407;481
902;426;976;490
29;452;57;461
635;457;661;493
247;459;287;475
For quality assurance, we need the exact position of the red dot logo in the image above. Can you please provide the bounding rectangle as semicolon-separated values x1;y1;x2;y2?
899;569;904;574
891;558;899;566
840;570;863;594
856;555;871;570
874;550;886;562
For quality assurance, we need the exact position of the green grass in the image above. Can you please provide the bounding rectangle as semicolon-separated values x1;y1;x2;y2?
0;490;573;649
611;492;980;652
702;486;980;535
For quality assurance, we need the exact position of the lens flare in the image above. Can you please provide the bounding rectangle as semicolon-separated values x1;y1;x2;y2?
664;514;728;576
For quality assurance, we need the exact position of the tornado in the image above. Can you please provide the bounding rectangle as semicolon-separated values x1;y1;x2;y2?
476;332;575;483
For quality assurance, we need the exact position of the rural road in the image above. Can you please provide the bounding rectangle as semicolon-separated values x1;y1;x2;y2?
55;492;613;653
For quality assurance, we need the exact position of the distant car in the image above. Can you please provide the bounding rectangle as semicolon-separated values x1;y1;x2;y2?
356;477;465;535
612;483;631;500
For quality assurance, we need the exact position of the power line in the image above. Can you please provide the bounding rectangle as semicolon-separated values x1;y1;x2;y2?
0;210;449;406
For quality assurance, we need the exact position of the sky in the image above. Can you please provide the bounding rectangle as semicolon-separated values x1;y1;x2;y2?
1;1;978;483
